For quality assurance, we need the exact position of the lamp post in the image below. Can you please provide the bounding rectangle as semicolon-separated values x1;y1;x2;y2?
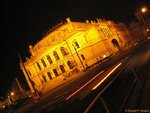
137;6;149;30
136;6;150;39
72;44;86;71
9;91;15;104
15;78;26;97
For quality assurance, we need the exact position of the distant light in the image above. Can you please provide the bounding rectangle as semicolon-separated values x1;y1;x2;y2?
2;105;5;108
103;54;106;58
141;7;148;13
146;28;149;32
11;92;14;96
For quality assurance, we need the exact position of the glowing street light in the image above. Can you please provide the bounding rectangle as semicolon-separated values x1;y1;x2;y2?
136;5;150;38
141;7;148;13
137;7;147;24
10;92;14;96
146;28;149;32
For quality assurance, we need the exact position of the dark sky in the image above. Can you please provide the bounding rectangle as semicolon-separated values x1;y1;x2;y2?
1;0;149;97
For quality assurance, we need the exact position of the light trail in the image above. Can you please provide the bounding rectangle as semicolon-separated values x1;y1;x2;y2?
65;70;104;100
92;63;122;90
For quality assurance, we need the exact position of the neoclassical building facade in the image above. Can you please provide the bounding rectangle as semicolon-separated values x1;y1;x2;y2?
20;18;132;93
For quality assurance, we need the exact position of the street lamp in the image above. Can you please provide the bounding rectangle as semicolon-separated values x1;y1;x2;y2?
141;7;148;13
9;91;15;104
10;92;14;96
146;28;149;32
72;43;86;71
137;6;150;38
137;6;149;28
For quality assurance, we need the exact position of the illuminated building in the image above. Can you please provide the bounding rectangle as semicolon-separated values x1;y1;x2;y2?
20;18;132;94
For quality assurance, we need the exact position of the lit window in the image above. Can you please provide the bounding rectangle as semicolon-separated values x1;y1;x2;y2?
60;65;66;73
81;54;86;60
47;55;53;64
37;62;41;70
74;41;80;48
47;72;52;80
53;51;60;60
41;59;47;67
42;75;47;82
53;69;59;77
67;61;74;69
60;47;68;56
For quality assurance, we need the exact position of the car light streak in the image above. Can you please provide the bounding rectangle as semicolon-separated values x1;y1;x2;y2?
92;63;122;90
65;70;104;100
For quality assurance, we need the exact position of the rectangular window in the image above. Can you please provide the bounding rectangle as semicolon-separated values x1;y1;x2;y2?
28;70;32;77
37;62;41;70
81;54;86;60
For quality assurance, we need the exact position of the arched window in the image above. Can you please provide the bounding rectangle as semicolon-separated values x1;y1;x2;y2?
42;75;47;82
111;39;119;47
47;72;52;80
111;38;121;51
53;69;59;77
67;61;74;69
47;55;53;64
37;62;41;70
60;47;68;56
74;41;80;48
53;51;60;60
81;54;86;60
60;65;66;73
41;59;47;67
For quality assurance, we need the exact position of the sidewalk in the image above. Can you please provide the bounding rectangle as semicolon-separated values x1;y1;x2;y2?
123;42;150;113
124;64;150;113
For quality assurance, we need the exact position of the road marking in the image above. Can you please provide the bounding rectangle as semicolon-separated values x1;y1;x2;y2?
92;63;122;90
65;70;104;100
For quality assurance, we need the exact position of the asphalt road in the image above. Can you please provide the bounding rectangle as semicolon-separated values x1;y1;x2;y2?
12;40;150;113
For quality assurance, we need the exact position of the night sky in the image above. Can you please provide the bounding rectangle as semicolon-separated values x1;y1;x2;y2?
1;0;149;97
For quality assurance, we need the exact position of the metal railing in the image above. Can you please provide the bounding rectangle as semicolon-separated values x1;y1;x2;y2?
84;61;143;113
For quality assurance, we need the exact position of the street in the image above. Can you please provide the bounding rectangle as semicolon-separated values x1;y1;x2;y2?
13;40;150;113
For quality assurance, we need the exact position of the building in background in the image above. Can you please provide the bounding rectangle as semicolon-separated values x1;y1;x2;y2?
20;18;132;94
129;5;150;40
129;18;150;40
